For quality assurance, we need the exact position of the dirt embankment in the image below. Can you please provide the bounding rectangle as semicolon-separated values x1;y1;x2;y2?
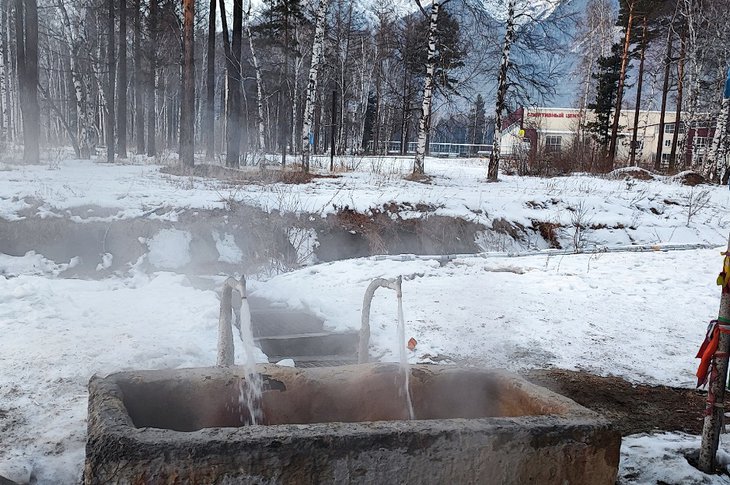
526;369;706;436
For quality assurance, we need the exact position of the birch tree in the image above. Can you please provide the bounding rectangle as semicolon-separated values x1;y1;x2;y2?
245;2;266;153
300;0;329;172
413;0;447;175
487;0;516;181
470;0;570;181
56;1;97;158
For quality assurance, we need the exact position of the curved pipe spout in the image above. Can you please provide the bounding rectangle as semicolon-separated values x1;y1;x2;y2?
358;276;402;364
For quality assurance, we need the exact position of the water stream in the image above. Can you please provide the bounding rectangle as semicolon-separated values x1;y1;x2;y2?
237;296;264;425
397;291;415;420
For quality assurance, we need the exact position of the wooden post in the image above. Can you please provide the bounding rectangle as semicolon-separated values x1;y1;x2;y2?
699;234;730;472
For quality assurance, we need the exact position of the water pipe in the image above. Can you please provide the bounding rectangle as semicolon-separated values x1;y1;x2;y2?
358;276;402;364
217;276;247;366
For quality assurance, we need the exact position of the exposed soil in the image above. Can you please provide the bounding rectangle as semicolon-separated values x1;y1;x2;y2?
673;171;707;187
160;163;340;185
525;369;707;436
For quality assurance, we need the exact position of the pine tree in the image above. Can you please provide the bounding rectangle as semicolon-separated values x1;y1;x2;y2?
586;43;623;153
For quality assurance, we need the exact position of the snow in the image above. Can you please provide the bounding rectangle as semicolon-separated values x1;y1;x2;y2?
213;231;244;263
146;228;192;269
1;156;730;483
1;156;728;252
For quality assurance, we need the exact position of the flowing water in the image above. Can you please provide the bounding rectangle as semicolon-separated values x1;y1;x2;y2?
237;296;264;425
397;291;415;420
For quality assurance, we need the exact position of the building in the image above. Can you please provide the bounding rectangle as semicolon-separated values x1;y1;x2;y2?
500;106;715;169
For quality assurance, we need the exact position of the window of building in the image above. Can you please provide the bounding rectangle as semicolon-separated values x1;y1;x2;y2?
664;139;671;147
664;123;676;134
694;136;708;148
545;135;562;153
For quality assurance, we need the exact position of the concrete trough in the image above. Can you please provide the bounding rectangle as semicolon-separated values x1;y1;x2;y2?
84;363;620;484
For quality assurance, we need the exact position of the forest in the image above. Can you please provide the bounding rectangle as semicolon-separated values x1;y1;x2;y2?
1;0;730;181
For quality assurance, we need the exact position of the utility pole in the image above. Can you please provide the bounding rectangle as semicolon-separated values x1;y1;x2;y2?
698;234;730;472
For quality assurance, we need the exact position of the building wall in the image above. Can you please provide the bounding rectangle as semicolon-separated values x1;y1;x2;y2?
500;107;710;168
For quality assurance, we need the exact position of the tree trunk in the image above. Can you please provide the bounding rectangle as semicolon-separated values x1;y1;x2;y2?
280;10;289;165
133;0;143;153
608;0;634;170
146;0;157;157
487;0;515;181
204;0;216;159
2;2;13;142
705;98;730;182
106;0;116;162
655;26;673;170
400;71;409;155
16;0;39;163
300;0;330;173
179;0;195;166
117;0;127;157
413;1;440;175
58;0;97;159
225;0;242;168
246;24;266;153
669;28;685;173
629;16;647;167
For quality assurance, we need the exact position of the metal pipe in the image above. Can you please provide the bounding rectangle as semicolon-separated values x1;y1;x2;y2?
217;276;247;366
358;276;401;364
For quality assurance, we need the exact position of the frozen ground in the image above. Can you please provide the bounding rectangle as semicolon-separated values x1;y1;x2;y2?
1;156;730;483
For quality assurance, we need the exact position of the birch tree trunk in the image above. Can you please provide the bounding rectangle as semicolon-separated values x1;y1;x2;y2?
413;1;440;175
301;0;330;173
179;0;195;167
487;0;515;182
0;2;10;141
245;3;266;155
705;98;729;182
0;4;8;140
246;23;266;153
57;1;96;159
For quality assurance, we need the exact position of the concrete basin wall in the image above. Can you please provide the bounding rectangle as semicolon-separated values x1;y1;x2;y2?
84;363;621;484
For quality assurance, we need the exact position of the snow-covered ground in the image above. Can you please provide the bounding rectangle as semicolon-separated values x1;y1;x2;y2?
1;156;728;251
1;155;730;483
